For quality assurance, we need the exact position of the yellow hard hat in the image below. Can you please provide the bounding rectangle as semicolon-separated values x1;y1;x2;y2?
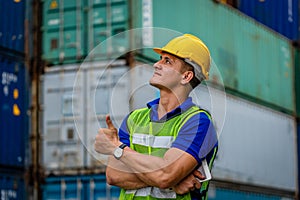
153;34;211;80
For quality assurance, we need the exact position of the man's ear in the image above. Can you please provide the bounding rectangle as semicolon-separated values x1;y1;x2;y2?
181;71;194;84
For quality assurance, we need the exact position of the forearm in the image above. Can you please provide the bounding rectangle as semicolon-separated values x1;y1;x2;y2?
120;147;197;189
106;156;148;189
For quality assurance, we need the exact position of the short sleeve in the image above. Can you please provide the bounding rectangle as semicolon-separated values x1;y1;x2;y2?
118;114;130;146
171;112;218;164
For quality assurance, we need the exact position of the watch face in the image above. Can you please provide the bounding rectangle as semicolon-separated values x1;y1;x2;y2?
114;147;123;159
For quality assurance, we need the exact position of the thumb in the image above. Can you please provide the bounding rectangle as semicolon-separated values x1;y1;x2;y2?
106;114;115;130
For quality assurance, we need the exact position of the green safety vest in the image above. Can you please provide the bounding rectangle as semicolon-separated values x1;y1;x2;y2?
119;106;217;200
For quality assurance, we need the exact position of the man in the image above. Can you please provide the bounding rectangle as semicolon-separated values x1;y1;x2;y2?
94;34;218;200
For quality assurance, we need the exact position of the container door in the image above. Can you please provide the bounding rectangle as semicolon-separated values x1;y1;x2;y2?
85;63;130;168
42;67;85;170
0;57;29;168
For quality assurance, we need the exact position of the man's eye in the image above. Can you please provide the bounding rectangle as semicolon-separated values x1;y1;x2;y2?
165;60;171;64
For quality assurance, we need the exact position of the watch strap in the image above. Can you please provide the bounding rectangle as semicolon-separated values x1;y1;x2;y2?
119;143;127;149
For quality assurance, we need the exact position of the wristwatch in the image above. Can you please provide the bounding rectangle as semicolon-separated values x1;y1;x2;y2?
113;143;127;160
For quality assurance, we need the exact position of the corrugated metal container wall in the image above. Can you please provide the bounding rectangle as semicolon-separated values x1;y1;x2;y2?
42;174;121;200
0;171;26;200
41;61;130;172
295;49;300;117
42;0;85;63
41;65;85;170
132;0;295;114
192;86;297;191
0;56;29;168
207;185;293;200
87;0;129;56
237;0;300;41
0;0;25;53
42;0;129;65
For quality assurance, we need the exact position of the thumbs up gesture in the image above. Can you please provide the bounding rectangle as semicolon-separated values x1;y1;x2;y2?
94;114;122;155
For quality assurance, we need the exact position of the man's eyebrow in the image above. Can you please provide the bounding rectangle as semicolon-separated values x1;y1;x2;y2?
161;55;175;62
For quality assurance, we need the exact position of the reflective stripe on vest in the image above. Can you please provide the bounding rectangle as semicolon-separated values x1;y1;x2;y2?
132;133;174;148
126;187;177;199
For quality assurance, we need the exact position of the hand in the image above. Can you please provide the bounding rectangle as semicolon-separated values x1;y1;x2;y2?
173;169;205;195
94;115;122;155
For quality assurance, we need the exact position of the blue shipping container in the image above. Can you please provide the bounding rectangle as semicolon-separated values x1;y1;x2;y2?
0;171;26;200
237;0;300;41
208;187;293;200
0;55;29;168
0;0;25;53
42;174;121;199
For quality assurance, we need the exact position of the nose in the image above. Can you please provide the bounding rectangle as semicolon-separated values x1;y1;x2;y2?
153;61;162;70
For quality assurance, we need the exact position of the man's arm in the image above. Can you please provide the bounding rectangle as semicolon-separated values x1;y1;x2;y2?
95;126;198;189
118;146;198;189
106;148;205;193
95;115;206;190
106;156;148;189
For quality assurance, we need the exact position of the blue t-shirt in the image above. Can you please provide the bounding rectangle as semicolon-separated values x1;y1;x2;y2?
119;97;218;164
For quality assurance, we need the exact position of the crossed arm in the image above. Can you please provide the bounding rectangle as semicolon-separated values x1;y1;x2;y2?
106;147;200;189
94;115;204;194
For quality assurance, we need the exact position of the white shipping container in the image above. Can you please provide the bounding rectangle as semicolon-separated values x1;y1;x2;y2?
192;86;297;191
84;62;130;166
41;60;130;170
41;66;85;170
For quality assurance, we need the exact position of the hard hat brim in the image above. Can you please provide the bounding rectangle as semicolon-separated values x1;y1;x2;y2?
153;47;184;60
153;47;163;55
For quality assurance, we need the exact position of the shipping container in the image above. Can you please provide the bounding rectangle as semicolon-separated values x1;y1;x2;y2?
42;174;120;200
0;55;29;168
237;0;300;41
0;171;27;200
41;64;85;170
41;60;130;172
0;0;25;53
295;48;300;118
207;182;294;200
42;0;129;64
131;0;296;115
190;85;297;192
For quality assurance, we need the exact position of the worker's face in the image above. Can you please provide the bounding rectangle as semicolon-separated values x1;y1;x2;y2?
150;53;186;90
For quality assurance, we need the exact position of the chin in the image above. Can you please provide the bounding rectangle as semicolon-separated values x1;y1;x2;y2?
149;81;158;87
150;82;167;91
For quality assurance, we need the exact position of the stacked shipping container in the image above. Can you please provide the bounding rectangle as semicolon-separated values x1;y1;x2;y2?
133;0;296;115
42;0;129;64
0;0;30;199
0;0;25;53
0;170;27;200
130;0;298;199
41;61;130;171
0;57;29;169
236;0;300;41
42;174;120;199
39;0;299;199
40;0;131;198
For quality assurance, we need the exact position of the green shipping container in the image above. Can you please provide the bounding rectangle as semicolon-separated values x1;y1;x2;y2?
131;0;296;115
87;0;129;59
42;0;129;64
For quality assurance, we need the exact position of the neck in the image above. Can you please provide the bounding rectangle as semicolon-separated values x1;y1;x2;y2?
157;89;189;119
